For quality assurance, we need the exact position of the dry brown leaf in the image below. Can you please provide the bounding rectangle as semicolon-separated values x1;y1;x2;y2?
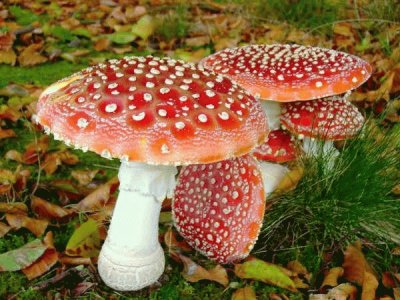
274;166;304;193
60;256;92;265
6;213;48;237
42;151;79;175
0;222;11;237
178;254;228;286
311;283;358;300
75;177;118;212
94;38;111;51
22;135;49;165
0;169;16;184
231;286;257;300
394;288;400;300
382;272;397;288
0;128;16;139
31;196;74;221
362;271;378;300
0;202;28;214
71;169;100;186
18;43;48;66
321;267;344;288
286;260;308;277
22;232;58;280
5;149;23;163
164;227;193;253
0;49;17;65
0;32;15;51
343;242;375;286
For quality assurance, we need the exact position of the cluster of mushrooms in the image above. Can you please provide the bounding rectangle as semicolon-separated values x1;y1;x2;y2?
35;44;371;291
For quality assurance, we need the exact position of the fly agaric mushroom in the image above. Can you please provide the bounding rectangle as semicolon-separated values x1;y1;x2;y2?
35;56;268;291
200;44;372;130
253;129;297;194
172;154;265;264
280;96;364;156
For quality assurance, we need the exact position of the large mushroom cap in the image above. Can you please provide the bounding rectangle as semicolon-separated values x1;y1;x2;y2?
253;129;297;163
172;154;265;264
280;96;364;140
200;44;372;101
36;56;268;165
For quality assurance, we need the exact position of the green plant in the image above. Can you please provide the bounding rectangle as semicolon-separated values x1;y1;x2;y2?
260;120;400;254
154;4;190;41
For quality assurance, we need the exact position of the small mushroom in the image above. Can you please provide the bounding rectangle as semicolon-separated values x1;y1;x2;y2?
280;96;364;156
173;154;265;264
35;56;268;291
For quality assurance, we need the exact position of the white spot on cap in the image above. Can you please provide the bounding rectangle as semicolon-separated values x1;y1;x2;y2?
206;90;216;97
77;118;89;128
146;82;155;88
175;122;185;129
160;87;170;94
77;96;85;103
93;83;101;89
198;114;208;123
105;103;117;113
128;76;136;82
161;144;170;154
144;93;152;102
277;74;285;81
218;112;229;120
158;109;167;117
108;83;118;89
116;72;123;78
165;79;173;85
132;112;145;121
315;81;323;88
352;77;358;83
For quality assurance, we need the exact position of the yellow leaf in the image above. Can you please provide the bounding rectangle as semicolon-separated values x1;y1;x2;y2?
231;286;257;300
66;219;101;258
131;15;155;40
0;49;17;65
18;44;48;66
321;267;344;288
178;254;228;286
274;166;304;193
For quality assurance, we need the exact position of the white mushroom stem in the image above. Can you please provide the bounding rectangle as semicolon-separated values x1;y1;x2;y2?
302;137;339;169
98;161;177;291
260;100;282;130
258;161;289;196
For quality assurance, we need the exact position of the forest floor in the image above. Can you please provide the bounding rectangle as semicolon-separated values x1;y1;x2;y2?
0;0;399;299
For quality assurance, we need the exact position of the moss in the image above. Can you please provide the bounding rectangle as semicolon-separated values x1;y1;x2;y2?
0;271;45;299
0;61;88;88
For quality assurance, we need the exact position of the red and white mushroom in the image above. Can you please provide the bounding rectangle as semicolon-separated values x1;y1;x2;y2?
35;56;268;291
173;154;265;264
281;96;364;155
201;44;371;162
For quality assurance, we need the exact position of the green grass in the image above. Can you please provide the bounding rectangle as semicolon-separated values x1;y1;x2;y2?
260;120;400;254
154;4;190;42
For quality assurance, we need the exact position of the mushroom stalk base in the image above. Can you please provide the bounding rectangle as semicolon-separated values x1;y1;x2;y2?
258;161;289;196
302;138;339;169
98;161;177;291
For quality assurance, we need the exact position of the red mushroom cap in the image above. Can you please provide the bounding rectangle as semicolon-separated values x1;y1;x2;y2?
36;56;268;165
280;96;364;140
172;154;265;264
200;44;372;102
253;129;297;163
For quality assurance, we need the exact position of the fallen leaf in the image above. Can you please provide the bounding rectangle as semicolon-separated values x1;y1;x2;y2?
75;177;118;212
0;104;21;121
0;222;11;237
274;166;304;193
0;202;28;214
164;227;193;252
105;31;137;44
18;43;48;66
66;219;101;258
0;128;16;139
178;254;228;286
382;272;397;288
321;267;344;288
94;38;110;51
131;15;155;40
22;232;59;280
231;286;257;300
234;258;297;292
362;271;378;300
31;196;74;221
71;169;100;186
42;150;79;175
0;239;47;271
343;242;375;286
6;213;48;237
60;256;92;265
0;49;17;65
311;283;357;300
